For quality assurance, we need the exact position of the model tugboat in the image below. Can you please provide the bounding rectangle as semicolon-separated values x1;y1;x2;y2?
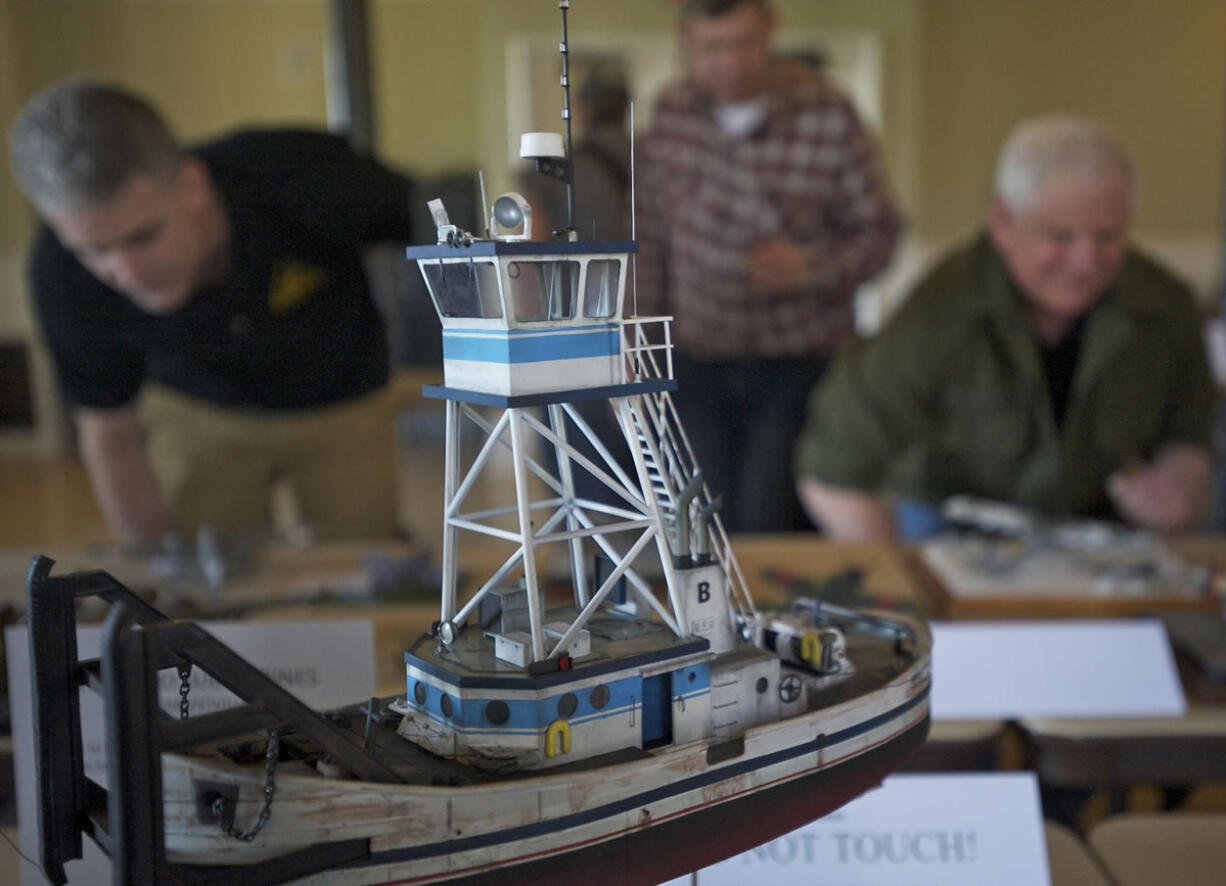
23;4;931;884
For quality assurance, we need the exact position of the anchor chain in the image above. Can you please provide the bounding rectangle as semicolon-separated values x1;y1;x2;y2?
214;730;280;841
176;663;192;720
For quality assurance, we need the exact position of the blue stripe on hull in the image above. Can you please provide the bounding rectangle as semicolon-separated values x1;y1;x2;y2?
443;328;620;364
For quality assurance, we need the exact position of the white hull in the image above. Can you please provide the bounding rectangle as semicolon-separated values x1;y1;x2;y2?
160;633;930;885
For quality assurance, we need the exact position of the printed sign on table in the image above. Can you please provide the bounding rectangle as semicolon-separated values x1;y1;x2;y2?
930;619;1185;720
661;772;1051;886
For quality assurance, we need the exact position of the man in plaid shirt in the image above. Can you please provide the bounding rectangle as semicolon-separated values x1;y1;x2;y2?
636;0;902;532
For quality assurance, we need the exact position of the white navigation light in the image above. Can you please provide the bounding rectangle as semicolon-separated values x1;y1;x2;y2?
493;195;523;228
491;192;532;240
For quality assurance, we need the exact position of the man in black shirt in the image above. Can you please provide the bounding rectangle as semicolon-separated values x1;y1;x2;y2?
9;78;415;544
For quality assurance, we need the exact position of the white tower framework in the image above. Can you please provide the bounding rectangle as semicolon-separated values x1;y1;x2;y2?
407;225;755;669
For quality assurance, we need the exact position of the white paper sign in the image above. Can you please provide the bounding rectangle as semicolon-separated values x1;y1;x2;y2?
930;619;1186;720
7;619;376;886
661;772;1050;886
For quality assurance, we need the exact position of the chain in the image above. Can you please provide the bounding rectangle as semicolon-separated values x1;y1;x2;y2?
214;730;280;841
176;663;192;720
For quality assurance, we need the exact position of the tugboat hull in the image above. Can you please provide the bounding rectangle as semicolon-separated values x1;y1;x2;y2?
436;716;930;886
157;656;929;885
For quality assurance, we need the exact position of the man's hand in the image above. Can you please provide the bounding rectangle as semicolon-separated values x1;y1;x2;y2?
1106;444;1212;532
77;406;168;546
745;238;814;294
797;477;897;541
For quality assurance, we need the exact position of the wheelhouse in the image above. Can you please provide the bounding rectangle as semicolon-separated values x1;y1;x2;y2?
407;240;637;397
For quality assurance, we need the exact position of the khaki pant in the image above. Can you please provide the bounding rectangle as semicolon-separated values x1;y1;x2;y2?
139;384;399;541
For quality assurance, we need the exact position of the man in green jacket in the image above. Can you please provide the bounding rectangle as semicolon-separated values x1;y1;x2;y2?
794;115;1214;540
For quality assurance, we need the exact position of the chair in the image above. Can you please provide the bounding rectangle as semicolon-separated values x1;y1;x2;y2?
1088;812;1226;886
1045;820;1113;886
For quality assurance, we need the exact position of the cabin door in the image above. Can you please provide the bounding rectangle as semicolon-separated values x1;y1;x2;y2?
641;674;673;748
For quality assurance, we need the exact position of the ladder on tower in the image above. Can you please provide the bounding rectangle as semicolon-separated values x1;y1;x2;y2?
620;319;759;634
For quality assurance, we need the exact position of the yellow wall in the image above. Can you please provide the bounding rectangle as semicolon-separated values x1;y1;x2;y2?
1;0;329;256
1;0;1223;252
0;0;26;261
919;0;1226;239
9;1;326;139
370;0;480;174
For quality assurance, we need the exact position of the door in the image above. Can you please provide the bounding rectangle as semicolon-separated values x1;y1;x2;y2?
641;673;673;748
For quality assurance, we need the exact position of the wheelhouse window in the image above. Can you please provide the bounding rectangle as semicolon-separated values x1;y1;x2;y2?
508;260;580;322
423;261;503;318
583;260;621;319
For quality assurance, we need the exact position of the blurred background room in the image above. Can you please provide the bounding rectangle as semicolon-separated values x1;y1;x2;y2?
1;2;1225;882
1;0;1223;548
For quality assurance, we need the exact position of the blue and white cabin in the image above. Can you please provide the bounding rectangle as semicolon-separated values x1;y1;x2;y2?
408;236;638;398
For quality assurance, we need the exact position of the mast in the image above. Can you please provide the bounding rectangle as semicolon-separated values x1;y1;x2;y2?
559;0;577;240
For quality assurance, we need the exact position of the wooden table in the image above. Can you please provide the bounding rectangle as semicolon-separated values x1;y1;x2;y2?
1021;706;1226;788
0;539;501;697
732;533;1226;793
899;534;1226;808
729;534;1007;769
730;533;924;609
8;533;1225;772
910;535;1226;619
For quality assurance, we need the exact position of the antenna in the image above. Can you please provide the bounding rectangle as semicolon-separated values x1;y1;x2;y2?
559;0;577;240
629;100;636;242
629;100;638;317
477;169;490;238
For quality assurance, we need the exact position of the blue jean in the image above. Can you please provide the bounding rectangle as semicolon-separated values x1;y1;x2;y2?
893;498;949;541
673;353;826;533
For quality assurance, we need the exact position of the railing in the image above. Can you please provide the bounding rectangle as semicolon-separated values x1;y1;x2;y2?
615;319;759;633
621;315;674;384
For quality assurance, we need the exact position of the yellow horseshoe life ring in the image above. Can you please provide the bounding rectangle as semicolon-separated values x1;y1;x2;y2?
545;719;571;758
800;632;823;665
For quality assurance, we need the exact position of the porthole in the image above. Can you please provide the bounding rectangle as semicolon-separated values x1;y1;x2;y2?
558;693;578;718
755;677;768;695
687;671;696;683
440;694;454;718
485;700;509;725
590;684;610;710
413;682;427;705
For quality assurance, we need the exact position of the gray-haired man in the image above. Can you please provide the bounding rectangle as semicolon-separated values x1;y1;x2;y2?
795;114;1214;539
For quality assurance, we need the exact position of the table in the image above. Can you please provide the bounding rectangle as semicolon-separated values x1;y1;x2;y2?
730;533;923;608
7;534;1226;772
1020;705;1226;817
729;534;1007;769
731;534;1226;793
0;539;527;696
910;535;1225;619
